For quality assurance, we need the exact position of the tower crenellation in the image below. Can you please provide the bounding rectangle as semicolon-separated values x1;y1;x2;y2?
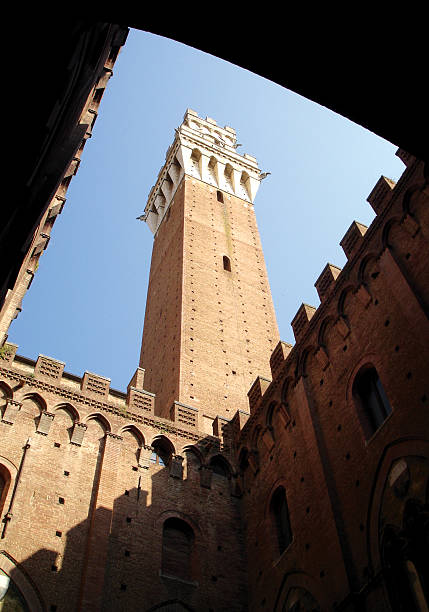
142;109;262;235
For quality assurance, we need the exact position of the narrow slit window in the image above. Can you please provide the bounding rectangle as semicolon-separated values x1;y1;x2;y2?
223;256;231;272
217;190;224;203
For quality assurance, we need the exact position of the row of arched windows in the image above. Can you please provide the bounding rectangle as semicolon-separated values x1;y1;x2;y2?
0;387;234;474
149;439;231;479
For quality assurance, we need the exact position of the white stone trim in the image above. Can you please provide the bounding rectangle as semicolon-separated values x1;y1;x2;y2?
141;109;263;235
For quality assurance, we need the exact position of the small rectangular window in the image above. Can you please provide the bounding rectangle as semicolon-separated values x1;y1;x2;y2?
217;190;224;203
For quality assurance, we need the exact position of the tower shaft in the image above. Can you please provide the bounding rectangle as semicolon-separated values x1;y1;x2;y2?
139;110;279;430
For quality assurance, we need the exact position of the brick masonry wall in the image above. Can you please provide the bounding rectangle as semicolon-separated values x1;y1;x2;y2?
0;356;247;611
0;153;427;612
140;174;279;430
180;178;279;427
139;181;185;419
236;157;429;611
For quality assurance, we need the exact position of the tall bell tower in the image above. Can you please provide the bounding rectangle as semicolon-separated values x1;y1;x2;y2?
139;109;279;432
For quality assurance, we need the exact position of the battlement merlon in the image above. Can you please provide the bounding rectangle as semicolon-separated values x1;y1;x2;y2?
141;109;263;235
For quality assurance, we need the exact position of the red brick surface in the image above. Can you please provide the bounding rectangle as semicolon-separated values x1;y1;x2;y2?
140;176;279;430
236;157;429;610
0;155;428;611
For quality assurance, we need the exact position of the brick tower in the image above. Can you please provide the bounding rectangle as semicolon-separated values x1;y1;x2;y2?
139;109;279;431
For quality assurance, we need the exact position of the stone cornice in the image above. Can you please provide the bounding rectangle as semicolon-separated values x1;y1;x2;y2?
0;366;202;443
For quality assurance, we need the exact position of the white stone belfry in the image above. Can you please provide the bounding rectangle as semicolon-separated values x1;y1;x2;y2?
141;109;263;235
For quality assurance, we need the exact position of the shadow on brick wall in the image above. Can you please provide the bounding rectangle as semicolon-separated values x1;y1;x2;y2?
1;435;247;612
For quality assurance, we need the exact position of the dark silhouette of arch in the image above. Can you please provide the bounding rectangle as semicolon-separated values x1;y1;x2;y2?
251;424;262;449
266;401;276;427
317;316;335;348
358;254;380;285
183;445;203;464
0;380;13;401
209;454;231;478
382;217;403;249
280;379;290;404
337;285;356;318
238;447;249;472
402;184;425;216
298;346;314;378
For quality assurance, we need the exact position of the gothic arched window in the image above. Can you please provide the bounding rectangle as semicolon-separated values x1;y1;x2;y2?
353;365;392;438
162;518;194;581
210;455;230;478
270;486;292;556
150;438;173;466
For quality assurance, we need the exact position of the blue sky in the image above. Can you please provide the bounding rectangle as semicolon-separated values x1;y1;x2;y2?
10;29;405;390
